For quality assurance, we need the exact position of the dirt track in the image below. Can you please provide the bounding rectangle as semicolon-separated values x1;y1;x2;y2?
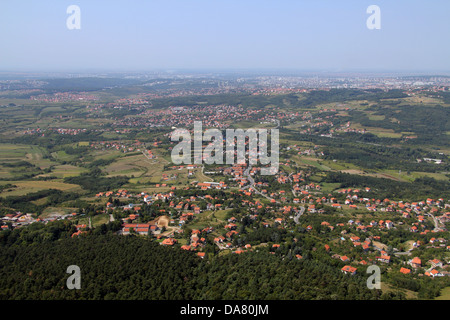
151;215;169;227
151;215;182;237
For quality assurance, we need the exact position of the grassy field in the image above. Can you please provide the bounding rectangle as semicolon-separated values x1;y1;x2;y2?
400;95;445;106
380;282;418;300
400;240;416;251
320;182;341;193
51;150;77;162
89;149;124;161
76;213;110;228
185;209;231;231
103;152;184;187
372;131;403;138
104;154;148;177
293;155;331;171
350;123;403;138
0;167;14;179
382;169;449;183
25;145;53;167
194;167;213;182
0;144;53;179
435;287;450;300
0;143;35;159
367;114;385;121
39;164;87;179
0;180;83;197
321;159;362;171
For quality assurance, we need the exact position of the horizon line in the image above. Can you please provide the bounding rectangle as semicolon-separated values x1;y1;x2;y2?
1;68;450;77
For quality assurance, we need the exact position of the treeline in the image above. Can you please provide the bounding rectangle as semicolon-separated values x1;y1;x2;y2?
296;89;407;108
41;77;144;91
0;219;76;246
348;105;450;146
0;161;35;168
324;172;450;200
12;131;101;147
283;128;449;172
0;161;46;181
64;168;128;193
322;143;448;172
387;269;450;299
0;189;79;215
0;184;16;193
85;158;116;168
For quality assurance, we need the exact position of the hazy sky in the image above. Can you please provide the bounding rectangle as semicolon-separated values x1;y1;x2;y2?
1;0;449;73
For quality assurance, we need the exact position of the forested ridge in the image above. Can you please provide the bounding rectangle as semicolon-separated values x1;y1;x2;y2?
0;230;382;300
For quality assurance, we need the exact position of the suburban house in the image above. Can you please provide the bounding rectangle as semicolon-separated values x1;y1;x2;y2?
428;259;443;268
122;223;150;235
377;255;391;263
425;269;444;277
161;238;177;246
341;265;357;275
400;267;411;274
409;257;422;268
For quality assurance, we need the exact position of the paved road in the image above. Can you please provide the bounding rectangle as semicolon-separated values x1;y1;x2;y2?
242;165;280;203
427;213;443;232
241;165;254;190
273;119;280;129
394;250;413;256
293;206;305;225
243;163;305;225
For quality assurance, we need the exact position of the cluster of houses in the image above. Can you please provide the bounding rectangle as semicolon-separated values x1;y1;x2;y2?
196;181;227;190
3;157;448;279
24;127;88;136
1;212;37;229
0;211;78;230
112;103;287;131
121;223;159;236
90;140;145;154
333;241;449;278
30;91;98;102
401;257;447;277
71;224;88;237
0;210;97;239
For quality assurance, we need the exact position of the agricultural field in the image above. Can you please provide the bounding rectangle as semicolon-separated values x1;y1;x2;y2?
0;180;83;197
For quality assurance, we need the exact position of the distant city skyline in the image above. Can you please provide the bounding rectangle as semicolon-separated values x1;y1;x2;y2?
1;0;450;73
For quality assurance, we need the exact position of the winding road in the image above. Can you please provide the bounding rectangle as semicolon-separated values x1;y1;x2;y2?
293;206;305;225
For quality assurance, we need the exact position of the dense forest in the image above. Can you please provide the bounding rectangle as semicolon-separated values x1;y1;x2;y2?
0;224;384;300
